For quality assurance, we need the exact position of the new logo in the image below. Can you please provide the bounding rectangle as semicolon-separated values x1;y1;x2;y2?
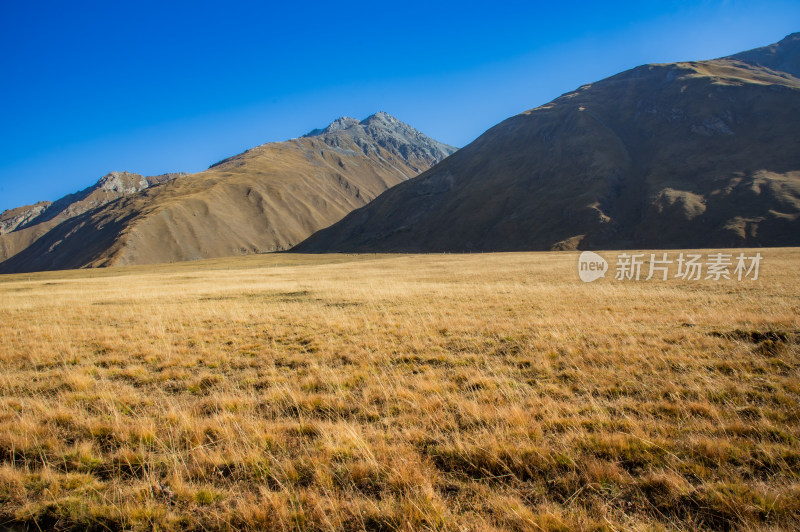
578;251;608;283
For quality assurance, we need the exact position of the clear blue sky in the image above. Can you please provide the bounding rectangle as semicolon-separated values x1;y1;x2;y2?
1;0;798;212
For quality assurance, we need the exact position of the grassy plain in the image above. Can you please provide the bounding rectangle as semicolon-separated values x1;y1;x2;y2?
0;250;798;531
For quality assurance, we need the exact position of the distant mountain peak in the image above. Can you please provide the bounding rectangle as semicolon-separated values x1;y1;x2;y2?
304;112;405;137
301;112;457;169
360;111;396;125
97;171;149;193
303;116;360;137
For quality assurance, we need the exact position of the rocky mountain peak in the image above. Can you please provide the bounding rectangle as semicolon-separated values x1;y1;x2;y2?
97;171;150;194
303;117;361;137
360;111;397;127
303;112;456;169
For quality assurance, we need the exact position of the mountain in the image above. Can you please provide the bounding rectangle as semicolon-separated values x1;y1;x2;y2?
294;33;800;253
0;172;183;266
0;113;455;273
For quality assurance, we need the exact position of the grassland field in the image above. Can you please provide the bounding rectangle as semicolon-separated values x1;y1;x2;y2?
0;250;798;531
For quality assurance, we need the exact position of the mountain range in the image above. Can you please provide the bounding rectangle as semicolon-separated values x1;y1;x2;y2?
1;33;799;273
0;113;454;273
295;33;800;252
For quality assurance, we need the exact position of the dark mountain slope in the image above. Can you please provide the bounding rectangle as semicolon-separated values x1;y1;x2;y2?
295;33;800;253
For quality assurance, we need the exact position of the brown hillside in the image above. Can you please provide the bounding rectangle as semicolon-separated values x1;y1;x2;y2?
295;33;800;253
0;113;454;272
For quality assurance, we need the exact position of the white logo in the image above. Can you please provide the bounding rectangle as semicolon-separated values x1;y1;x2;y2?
578;251;762;282
578;251;608;282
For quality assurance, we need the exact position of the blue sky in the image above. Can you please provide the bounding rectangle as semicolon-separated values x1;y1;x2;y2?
0;1;798;212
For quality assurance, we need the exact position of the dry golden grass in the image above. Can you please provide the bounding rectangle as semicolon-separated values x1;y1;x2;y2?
0;250;798;531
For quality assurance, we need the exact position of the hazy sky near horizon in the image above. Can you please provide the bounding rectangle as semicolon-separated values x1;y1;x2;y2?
0;0;799;212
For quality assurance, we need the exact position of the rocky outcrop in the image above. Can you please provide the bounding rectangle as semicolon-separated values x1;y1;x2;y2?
0;202;51;235
97;171;183;195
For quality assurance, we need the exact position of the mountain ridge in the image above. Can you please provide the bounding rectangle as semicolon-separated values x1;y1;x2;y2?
294;33;800;253
729;31;800;78
0;114;455;273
